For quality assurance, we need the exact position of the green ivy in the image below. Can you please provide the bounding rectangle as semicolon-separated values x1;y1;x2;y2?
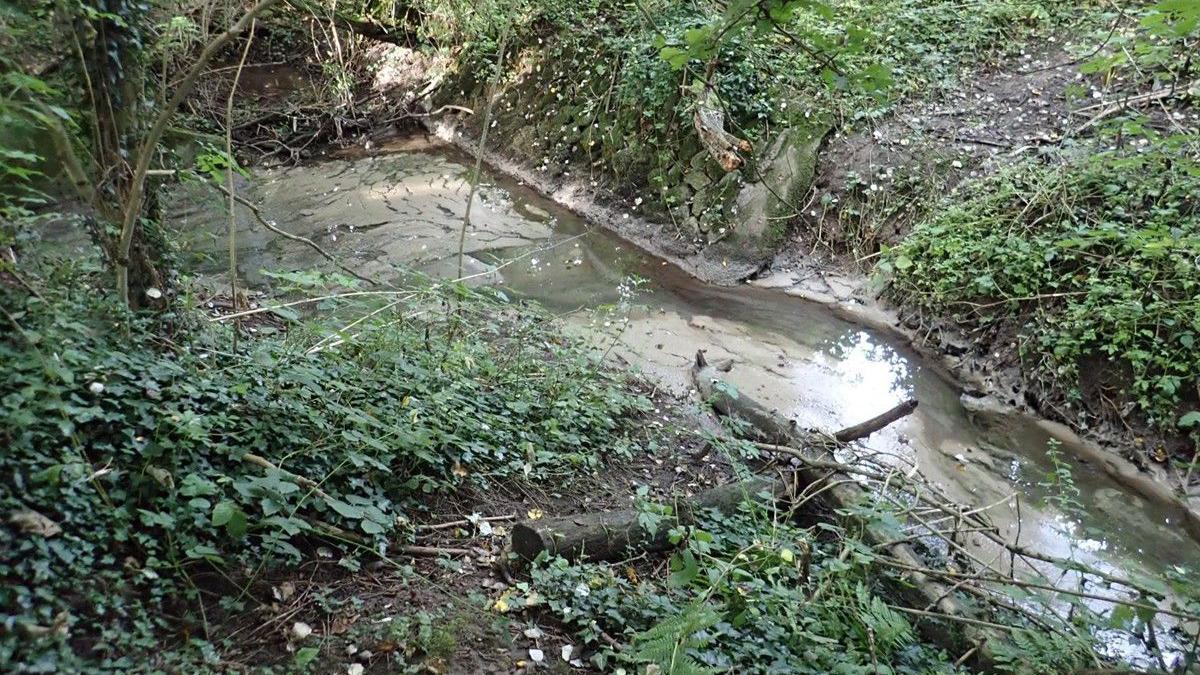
0;270;651;669
885;132;1200;434
528;504;967;673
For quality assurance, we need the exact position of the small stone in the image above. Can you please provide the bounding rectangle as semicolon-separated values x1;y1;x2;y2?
529;648;545;662
292;621;313;640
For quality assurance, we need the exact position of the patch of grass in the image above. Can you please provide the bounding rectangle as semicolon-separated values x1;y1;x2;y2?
884;131;1200;435
0;265;652;670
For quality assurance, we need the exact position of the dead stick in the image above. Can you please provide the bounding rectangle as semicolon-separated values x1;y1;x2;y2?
213;184;378;286
834;399;918;442
420;515;515;532
308;518;474;557
242;453;333;501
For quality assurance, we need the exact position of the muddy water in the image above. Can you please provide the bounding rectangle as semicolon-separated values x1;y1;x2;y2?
170;139;1196;659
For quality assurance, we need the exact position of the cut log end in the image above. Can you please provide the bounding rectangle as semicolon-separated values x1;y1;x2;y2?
511;522;552;560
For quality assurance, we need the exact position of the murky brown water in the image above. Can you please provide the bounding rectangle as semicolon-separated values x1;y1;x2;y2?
168;138;1197;665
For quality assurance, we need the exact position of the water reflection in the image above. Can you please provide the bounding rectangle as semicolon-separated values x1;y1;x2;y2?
816;330;915;419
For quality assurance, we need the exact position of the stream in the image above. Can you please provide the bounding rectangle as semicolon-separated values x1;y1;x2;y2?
169;137;1197;666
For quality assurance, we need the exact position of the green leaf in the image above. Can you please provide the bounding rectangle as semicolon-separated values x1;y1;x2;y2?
1179;411;1200;428
212;500;237;527
669;549;699;587
326;498;364;519
294;647;319;668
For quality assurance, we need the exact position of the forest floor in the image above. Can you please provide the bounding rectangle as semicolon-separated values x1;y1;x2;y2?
199;380;732;674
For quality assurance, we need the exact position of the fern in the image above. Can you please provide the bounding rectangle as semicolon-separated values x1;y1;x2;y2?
633;604;722;675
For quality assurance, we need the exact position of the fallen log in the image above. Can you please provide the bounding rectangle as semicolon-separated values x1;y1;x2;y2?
690;350;997;665
512;353;921;563
511;349;995;665
511;476;785;561
835;398;918;442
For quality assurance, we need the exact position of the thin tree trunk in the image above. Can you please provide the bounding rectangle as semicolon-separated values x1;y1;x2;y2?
114;0;284;306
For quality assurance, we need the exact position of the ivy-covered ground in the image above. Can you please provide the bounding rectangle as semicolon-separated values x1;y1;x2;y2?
0;250;1014;672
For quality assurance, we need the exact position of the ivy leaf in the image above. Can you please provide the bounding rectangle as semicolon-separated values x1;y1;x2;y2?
212;501;248;538
294;647;319;668
212;500;237;527
1178;411;1200;428
669;549;699;587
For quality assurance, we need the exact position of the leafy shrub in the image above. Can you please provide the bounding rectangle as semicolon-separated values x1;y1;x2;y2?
0;272;651;669
440;0;1069;238
885;133;1200;432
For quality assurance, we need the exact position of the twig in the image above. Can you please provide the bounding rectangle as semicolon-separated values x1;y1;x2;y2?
876;559;1200;622
242;452;333;501
226;18;256;350
1073;78;1200;135
419;515;516;532
210;183;378;286
887;605;1014;632
457;24;509;279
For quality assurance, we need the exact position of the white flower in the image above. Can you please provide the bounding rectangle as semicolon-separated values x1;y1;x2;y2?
88;382;105;395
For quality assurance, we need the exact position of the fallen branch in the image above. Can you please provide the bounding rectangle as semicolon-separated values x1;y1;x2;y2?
420;514;515;532
511;476;784;561
834;399;918;442
242;453;333;501
1073;78;1200;134
211;183;379;286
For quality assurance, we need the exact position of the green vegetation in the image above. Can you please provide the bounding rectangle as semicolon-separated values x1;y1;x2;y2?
435;0;1073;239
886;136;1200;434
0;265;650;668
526;504;970;674
4;0;1200;670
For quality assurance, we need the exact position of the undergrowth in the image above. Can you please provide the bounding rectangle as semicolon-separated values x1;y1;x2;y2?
516;503;975;674
0;265;651;670
884;131;1200;436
